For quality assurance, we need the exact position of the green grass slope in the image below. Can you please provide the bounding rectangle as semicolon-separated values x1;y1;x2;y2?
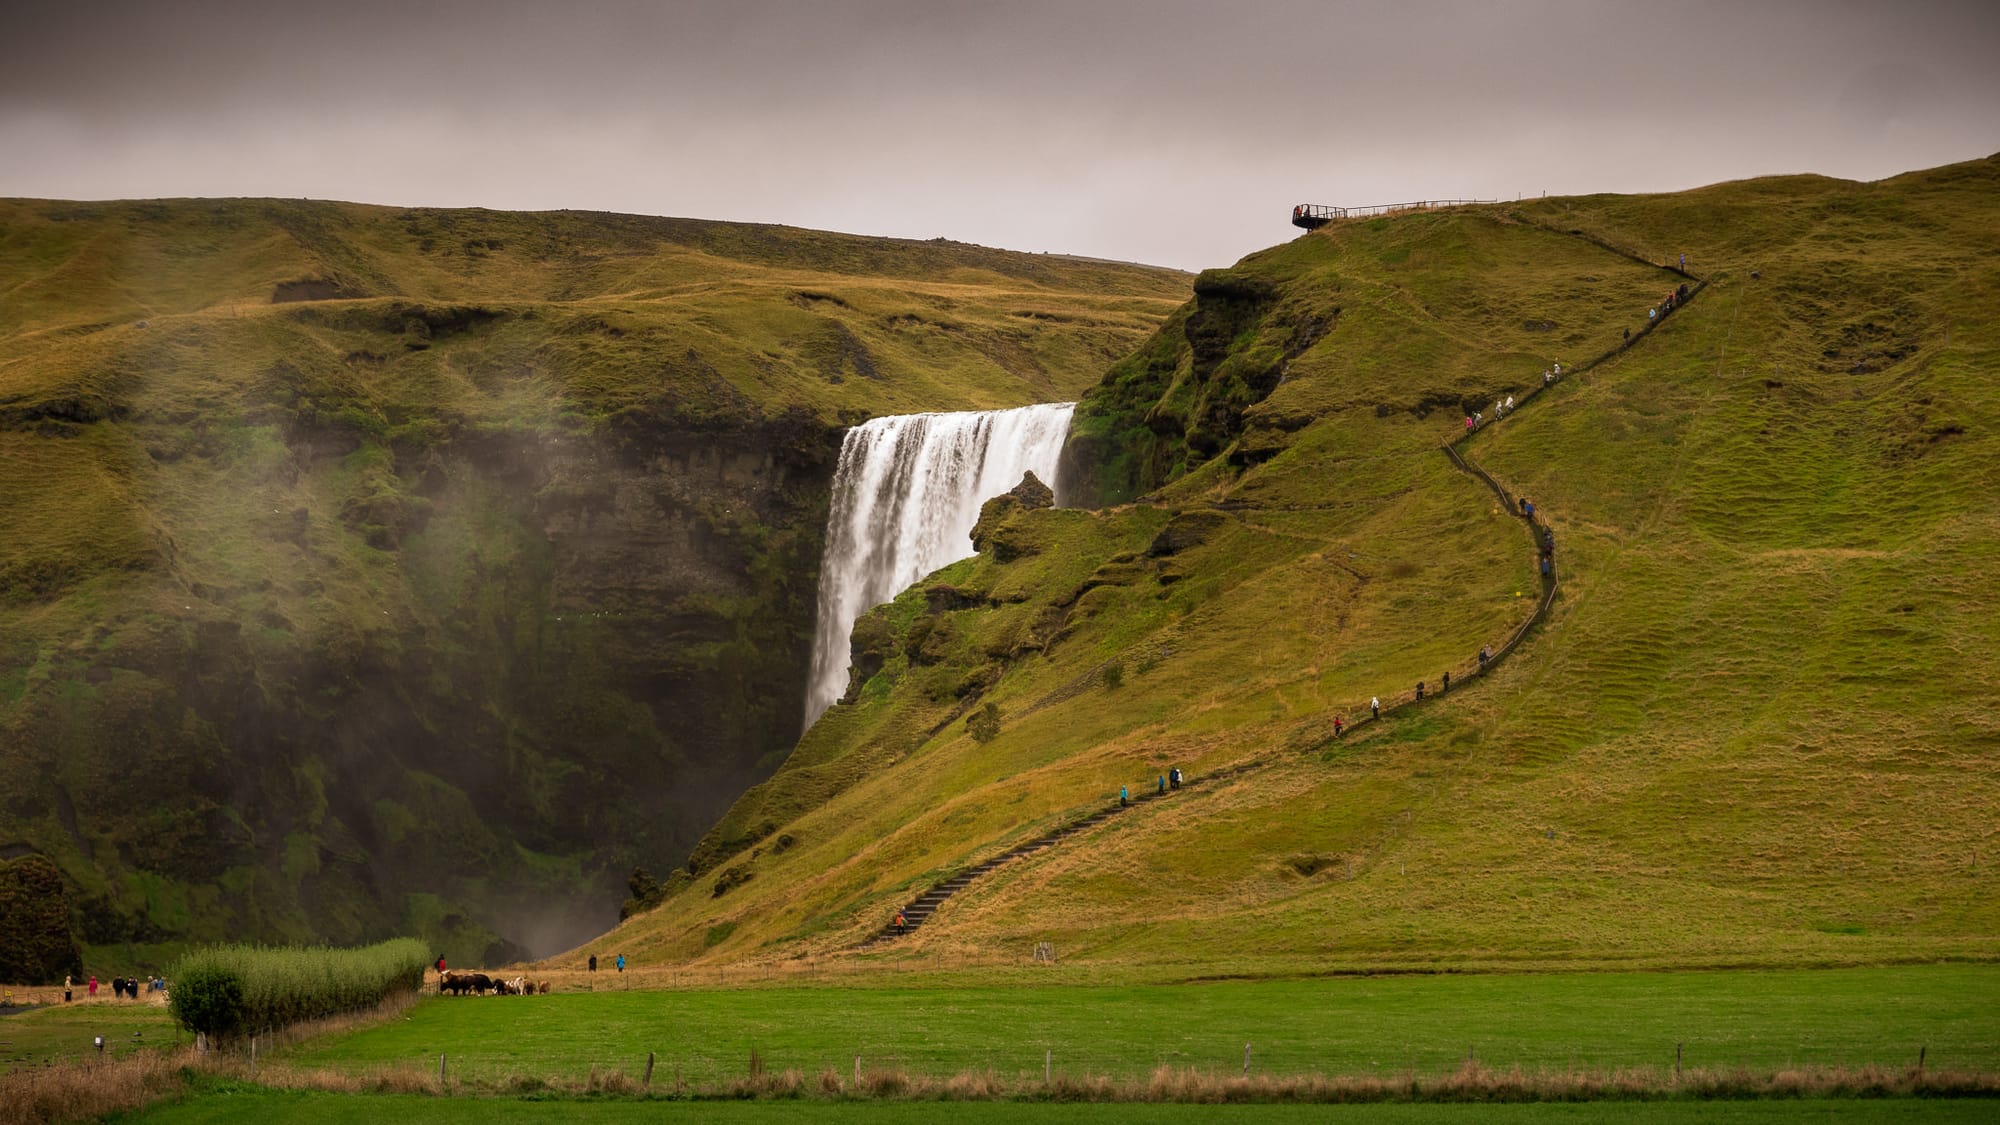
600;155;2000;976
0;199;1188;971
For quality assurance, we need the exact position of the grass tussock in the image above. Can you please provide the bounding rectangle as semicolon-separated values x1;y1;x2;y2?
0;1047;195;1125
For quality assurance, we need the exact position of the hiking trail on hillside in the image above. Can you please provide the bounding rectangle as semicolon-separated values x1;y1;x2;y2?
859;223;1706;948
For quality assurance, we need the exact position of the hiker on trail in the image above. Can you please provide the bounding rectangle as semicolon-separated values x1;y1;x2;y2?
1541;555;1553;577
1649;307;1657;322
895;910;908;935
1333;716;1344;738
1677;282;1689;301
1504;395;1514;412
1479;645;1491;667
1680;253;1687;271
1544;369;1553;386
1120;785;1130;808
64;975;73;1003
1415;681;1426;701
1623;327;1631;342
1371;696;1381;720
588;954;598;972
1473;410;1483;427
616;954;626;973
112;977;123;1000
1465;415;1475;433
1521;498;1535;520
1442;671;1451;694
1158;774;1166;794
88;976;97;997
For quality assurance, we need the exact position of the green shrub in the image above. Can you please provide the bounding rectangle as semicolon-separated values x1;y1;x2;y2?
168;963;246;1039
167;938;429;1038
1102;661;1125;690
966;703;1001;743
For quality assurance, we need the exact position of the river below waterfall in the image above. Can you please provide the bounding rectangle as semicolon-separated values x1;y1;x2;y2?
803;403;1074;728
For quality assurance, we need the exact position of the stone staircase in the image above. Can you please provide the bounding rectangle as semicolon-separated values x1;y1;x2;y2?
859;760;1267;947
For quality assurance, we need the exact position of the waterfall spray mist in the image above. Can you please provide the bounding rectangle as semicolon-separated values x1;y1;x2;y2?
803;403;1074;728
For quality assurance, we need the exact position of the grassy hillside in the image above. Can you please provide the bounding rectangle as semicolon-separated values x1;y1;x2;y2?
0;199;1188;971
599;156;2000;975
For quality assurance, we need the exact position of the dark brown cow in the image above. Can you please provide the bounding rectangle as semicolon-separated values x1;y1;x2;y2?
442;971;493;995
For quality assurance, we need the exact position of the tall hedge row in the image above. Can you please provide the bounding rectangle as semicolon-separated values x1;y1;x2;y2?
167;938;429;1038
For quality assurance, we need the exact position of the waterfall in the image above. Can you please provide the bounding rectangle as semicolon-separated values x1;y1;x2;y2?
803;402;1075;729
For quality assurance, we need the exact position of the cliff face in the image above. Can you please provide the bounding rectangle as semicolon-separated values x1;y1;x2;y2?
1059;264;1333;506
8;408;840;964
0;198;1189;970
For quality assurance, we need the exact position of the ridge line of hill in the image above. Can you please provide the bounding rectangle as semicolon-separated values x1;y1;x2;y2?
856;241;1707;947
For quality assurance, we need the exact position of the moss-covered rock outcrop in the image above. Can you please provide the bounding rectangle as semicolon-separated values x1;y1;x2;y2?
1059;262;1336;505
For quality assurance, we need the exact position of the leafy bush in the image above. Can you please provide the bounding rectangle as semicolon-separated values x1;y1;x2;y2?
167;938;428;1038
168;963;246;1039
966;703;1001;743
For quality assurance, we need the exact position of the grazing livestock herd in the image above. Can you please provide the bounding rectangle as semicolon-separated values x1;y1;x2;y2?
439;969;550;996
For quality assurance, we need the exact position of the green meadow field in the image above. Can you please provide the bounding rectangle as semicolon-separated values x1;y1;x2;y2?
282;967;1997;1085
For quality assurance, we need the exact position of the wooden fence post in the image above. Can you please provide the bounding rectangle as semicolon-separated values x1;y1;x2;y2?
1244;1042;1251;1075
854;1055;861;1087
1045;1048;1051;1084
644;1051;656;1089
1676;1041;1682;1079
439;1053;446;1084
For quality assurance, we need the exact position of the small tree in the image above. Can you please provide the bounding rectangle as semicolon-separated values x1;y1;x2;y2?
168;964;246;1041
967;703;1001;743
1102;661;1125;690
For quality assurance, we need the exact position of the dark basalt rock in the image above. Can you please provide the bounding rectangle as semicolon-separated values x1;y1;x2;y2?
970;471;1056;560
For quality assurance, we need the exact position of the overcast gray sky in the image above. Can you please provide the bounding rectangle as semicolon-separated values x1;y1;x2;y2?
3;0;1995;271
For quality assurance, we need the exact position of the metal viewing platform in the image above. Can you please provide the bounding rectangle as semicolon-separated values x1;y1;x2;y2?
1291;199;1496;229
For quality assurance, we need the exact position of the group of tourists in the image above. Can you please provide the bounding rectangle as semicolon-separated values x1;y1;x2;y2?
1123;765;1188;807
1465;362;1565;433
1648;282;1691;325
60;973;161;1002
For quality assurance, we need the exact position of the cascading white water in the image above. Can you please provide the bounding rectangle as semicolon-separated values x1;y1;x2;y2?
803;402;1075;729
